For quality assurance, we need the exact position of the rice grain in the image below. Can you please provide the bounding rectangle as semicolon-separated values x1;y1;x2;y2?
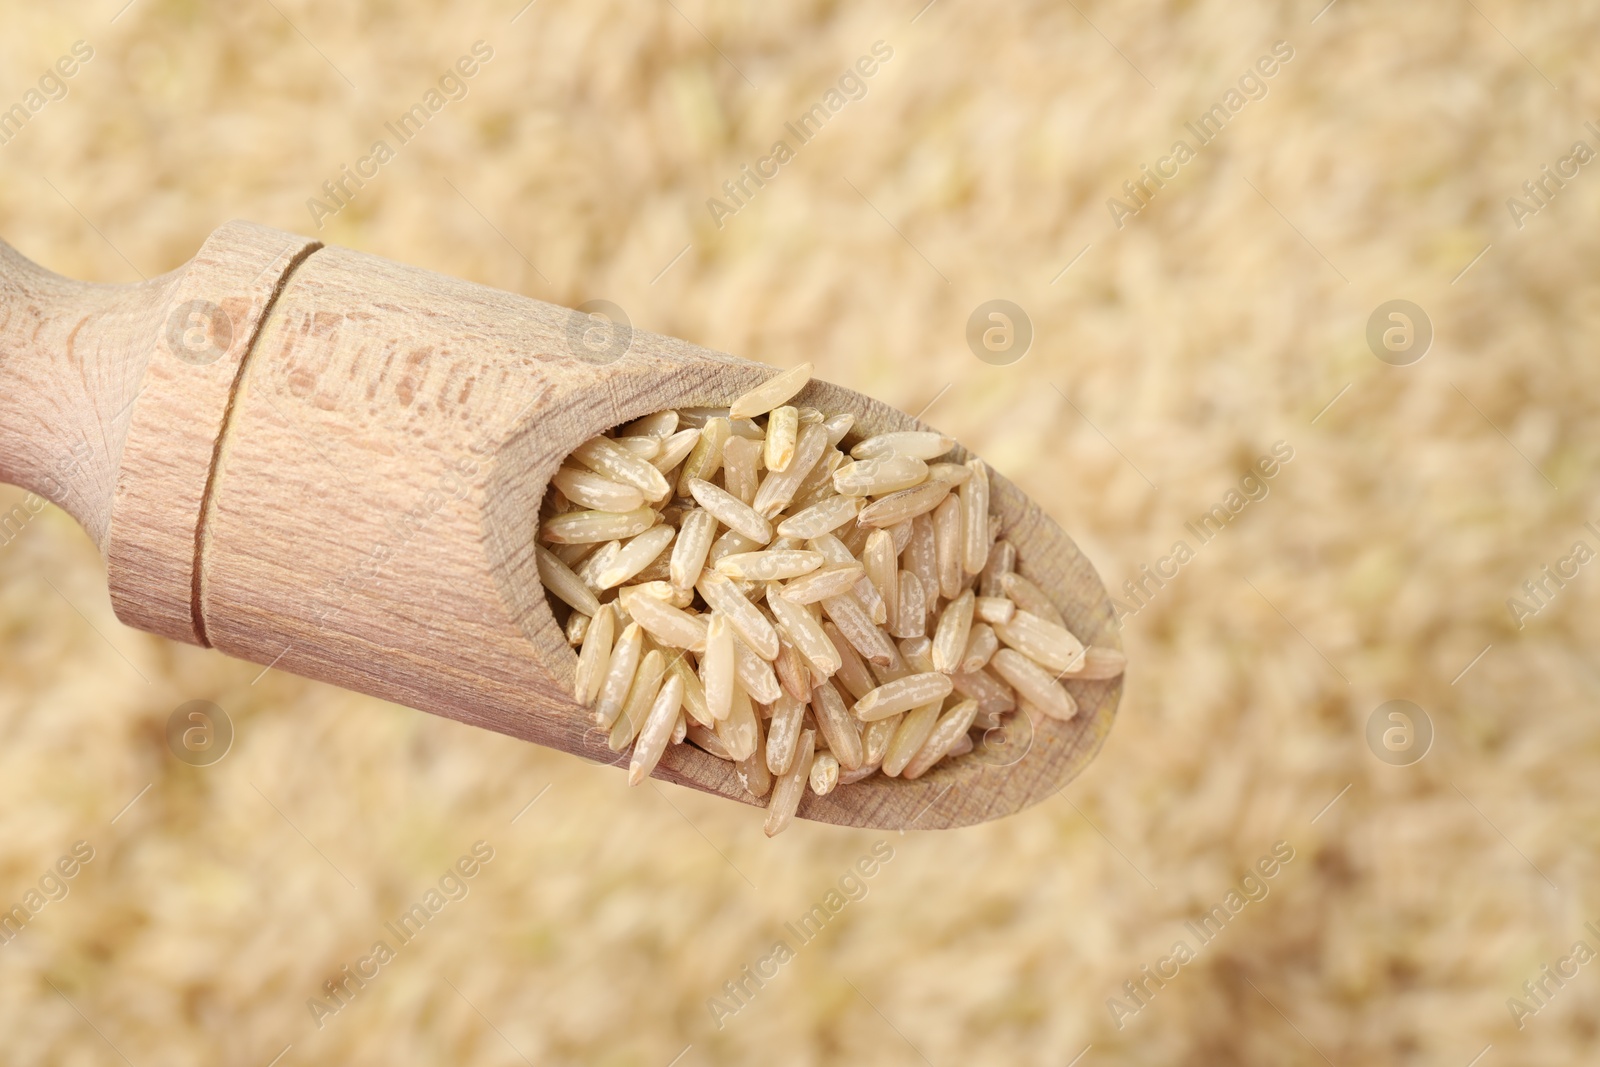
764;728;815;837
730;362;813;420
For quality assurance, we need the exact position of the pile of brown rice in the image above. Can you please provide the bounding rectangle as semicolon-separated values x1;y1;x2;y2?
537;364;1123;834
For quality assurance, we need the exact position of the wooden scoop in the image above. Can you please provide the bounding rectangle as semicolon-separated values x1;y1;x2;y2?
0;220;1121;831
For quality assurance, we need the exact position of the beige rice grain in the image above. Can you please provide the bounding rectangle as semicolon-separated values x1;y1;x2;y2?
696;572;780;660
1000;571;1069;628
775;495;860;539
882;701;943;777
862;714;901;766
650;427;702;473
809;752;840;796
715;549;824;582
537;544;603;617
890;571;927;640
764;405;798;472
831;454;930;497
978;539;1015;597
902;698;980;779
666;652;713;727
852;671;953;721
715;683;761;761
849;430;954;461
687;477;772;544
620;410;679;437
766;589;841;677
628;672;685;784
950;667;1018;716
778;562;866;604
763;728;815;837
820;593;897;667
595;525;676;590
676;416;731;494
614;435;663;459
732;633;784;703
735;713;773;797
925;462;973;487
540;506;658;545
574;603;616;704
729;362;813;420
958;622;999;673
720;435;763;504
931;589;976;674
592;622;644;727
960;459;991;575
619;586;708;651
821;412;855;447
933;494;964;600
822;622;879;702
752;422;828;518
685;721;732;760
765;689;806;775
836;761;882;786
609;648;666;750
811;678;865;770
789;448;845;512
700;614;735;721
706;528;763;568
575;540;622;591
990;649;1077;720
552;466;647;513
669;508;716;591
570;436;671;501
994;610;1086;673
773;640;813;702
974;596;1016;625
863;529;899;633
1073;646;1128;680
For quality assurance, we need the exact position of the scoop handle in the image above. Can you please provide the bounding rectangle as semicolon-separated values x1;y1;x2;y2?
0;239;174;547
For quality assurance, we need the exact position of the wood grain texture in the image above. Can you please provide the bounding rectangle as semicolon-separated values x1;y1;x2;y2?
0;241;179;547
106;221;320;645
4;221;1121;831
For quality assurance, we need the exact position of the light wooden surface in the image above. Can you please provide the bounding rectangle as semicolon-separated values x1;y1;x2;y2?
0;221;1121;831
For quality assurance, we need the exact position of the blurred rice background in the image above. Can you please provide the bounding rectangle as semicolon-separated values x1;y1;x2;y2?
2;1;1598;1064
